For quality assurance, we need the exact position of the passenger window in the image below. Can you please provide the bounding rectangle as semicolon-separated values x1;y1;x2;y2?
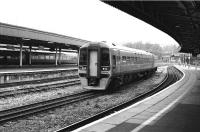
79;48;87;65
122;56;126;61
101;48;110;66
122;56;126;64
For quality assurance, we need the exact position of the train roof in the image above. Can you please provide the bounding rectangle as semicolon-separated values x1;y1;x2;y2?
82;42;153;56
110;43;153;56
80;41;109;48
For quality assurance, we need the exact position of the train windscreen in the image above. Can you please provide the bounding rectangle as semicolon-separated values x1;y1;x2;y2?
79;48;87;65
101;48;110;66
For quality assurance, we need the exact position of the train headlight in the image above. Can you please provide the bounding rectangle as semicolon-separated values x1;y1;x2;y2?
79;66;87;70
101;67;110;71
82;66;87;70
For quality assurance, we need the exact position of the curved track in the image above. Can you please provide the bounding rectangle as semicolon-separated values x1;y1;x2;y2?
0;66;182;129
56;66;182;131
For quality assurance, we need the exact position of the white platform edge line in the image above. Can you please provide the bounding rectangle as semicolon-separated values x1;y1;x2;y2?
131;69;195;132
73;66;186;132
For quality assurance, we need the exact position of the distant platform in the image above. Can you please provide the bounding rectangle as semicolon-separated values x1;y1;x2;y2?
0;65;78;84
0;64;77;74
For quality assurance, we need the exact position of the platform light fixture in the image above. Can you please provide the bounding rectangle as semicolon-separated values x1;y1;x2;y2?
48;41;54;44
22;38;31;41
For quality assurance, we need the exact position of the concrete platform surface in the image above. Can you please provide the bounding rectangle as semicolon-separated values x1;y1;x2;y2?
0;65;77;74
74;66;200;132
0;65;78;84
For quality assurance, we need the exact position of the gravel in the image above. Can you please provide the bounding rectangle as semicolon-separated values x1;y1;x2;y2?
0;79;83;111
0;67;166;132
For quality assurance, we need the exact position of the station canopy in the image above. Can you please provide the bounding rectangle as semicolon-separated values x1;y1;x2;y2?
102;1;200;56
0;22;90;51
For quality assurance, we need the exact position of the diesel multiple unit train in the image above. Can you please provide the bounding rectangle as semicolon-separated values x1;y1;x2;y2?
78;42;157;90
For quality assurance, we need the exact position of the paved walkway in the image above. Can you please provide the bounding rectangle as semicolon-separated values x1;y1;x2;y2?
75;66;200;132
0;65;77;74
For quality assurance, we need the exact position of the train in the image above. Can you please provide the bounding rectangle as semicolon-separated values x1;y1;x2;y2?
0;50;77;65
78;41;157;90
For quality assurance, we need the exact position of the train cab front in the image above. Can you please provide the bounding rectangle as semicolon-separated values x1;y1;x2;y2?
78;43;111;90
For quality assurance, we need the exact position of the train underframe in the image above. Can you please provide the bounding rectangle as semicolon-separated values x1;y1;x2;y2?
80;67;157;91
108;67;157;90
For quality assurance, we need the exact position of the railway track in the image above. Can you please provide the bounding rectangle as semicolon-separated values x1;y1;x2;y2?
0;90;103;124
56;66;182;131
0;66;181;130
0;79;81;98
0;74;79;88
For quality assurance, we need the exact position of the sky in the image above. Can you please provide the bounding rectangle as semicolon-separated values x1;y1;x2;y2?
0;0;179;47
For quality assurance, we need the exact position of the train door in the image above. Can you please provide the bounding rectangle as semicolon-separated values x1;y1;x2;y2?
112;50;120;74
89;50;98;77
112;54;117;73
117;50;120;73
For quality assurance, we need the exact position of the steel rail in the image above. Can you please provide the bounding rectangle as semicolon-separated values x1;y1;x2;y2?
0;79;80;98
56;66;182;132
0;90;103;124
0;74;79;88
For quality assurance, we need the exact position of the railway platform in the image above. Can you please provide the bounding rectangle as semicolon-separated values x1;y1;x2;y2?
75;65;200;132
0;65;78;84
0;64;77;74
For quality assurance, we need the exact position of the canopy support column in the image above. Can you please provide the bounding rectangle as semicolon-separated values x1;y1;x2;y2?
59;47;61;65
19;43;23;68
55;47;58;66
29;45;32;65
